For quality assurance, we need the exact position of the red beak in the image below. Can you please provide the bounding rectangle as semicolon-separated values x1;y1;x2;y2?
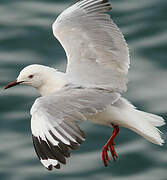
4;80;24;90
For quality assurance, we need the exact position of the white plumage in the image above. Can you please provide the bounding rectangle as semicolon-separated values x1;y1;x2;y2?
4;0;165;170
53;0;129;92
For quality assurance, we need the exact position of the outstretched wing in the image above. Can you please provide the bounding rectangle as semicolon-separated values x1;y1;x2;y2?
52;0;130;92
30;86;120;170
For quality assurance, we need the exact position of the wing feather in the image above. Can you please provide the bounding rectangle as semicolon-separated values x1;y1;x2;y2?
52;0;129;92
30;87;120;170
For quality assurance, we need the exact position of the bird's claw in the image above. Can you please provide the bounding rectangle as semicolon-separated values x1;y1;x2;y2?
102;142;118;166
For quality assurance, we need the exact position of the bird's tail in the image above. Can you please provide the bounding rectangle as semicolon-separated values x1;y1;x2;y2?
113;98;166;146
125;108;165;145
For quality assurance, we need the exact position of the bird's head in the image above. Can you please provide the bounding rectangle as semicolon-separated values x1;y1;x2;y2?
4;64;64;95
4;64;46;89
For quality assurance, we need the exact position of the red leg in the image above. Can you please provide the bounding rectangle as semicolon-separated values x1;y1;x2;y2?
102;124;119;167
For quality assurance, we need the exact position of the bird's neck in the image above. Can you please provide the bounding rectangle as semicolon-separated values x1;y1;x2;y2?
38;70;66;96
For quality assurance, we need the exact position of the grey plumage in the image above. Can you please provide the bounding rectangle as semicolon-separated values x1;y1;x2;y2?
31;86;120;169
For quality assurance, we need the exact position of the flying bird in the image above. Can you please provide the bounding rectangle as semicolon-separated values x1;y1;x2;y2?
4;0;165;170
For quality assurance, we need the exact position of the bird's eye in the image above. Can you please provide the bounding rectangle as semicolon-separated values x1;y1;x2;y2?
28;75;34;79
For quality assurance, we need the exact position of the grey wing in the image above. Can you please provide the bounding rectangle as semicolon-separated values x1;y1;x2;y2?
30;87;120;170
52;0;129;92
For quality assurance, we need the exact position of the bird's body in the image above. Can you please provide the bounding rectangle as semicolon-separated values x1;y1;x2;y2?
4;0;165;170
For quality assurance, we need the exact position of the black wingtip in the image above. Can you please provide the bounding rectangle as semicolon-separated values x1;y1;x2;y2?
54;164;61;169
102;0;109;3
32;120;86;171
47;165;53;171
46;163;60;170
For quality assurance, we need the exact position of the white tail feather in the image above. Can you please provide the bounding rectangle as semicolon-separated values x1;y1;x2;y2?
138;111;165;127
109;97;165;146
127;109;165;146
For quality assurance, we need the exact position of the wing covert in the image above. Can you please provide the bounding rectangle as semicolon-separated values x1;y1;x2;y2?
30;86;120;170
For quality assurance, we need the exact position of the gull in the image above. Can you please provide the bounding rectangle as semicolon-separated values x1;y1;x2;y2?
4;0;165;170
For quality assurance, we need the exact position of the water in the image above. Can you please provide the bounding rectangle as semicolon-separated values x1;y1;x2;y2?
0;0;167;179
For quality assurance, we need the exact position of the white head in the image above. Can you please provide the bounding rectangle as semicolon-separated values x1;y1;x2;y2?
4;64;65;96
17;64;57;88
